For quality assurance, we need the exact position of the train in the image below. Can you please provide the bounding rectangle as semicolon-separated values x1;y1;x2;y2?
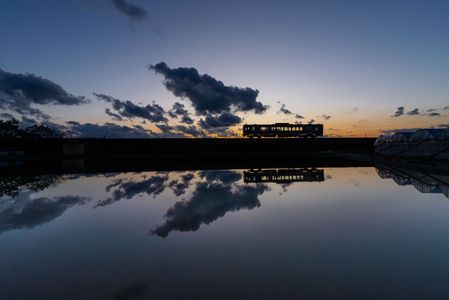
243;123;323;138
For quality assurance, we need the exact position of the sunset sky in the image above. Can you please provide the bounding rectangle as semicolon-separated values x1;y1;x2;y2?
1;0;449;137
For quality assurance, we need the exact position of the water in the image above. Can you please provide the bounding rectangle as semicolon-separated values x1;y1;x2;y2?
1;167;449;299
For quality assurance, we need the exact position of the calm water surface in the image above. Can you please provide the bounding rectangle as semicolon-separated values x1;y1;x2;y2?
1;167;449;299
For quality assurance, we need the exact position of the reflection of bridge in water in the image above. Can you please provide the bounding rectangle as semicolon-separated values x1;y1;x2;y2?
243;168;325;184
376;165;449;199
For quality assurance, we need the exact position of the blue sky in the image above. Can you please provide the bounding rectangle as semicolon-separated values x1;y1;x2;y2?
1;0;449;136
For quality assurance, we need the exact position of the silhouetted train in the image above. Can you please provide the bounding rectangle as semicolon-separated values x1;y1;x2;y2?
243;123;323;138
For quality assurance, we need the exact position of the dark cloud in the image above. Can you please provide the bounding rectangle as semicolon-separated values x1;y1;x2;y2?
0;112;15;120
381;127;422;135
0;194;88;235
427;108;438;112
168;102;194;124
151;181;268;238
96;174;168;207
428;112;441;117
353;107;359;112
95;93;167;123
444;106;449;110
155;123;205;138
308;119;316;124
104;108;123;121
277;101;304;119
200;126;239;137
155;123;173;132
150;62;268;115
391;106;404;117
174;125;204;137
199;170;242;185
0;68;88;119
320;114;331;120
406;108;420;115
277;101;293;115
110;0;147;21
67;121;153;138
168;173;194;196
199;111;242;129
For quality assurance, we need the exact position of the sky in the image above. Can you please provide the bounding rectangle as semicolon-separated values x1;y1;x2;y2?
1;0;449;137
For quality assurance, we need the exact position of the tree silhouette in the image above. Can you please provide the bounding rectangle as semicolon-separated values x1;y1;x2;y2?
0;119;63;139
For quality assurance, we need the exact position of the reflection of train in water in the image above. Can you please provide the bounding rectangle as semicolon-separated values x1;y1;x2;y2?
243;123;323;138
244;168;325;184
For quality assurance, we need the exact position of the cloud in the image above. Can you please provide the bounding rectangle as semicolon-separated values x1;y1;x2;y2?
67;121;154;138
0;68;88;119
169;173;194;196
0;193;88;235
168;102;194;124
427;108;438;112
174;125;204;137
320;114;331;120
149;62;268;115
444;106;449;111
277;101;304;119
277;101;293;115
104;108;123;121
381;127;422;135
0;112;15;120
406;108;420;115
391;106;404;117
151;181;268;237
199;111;242;129
199;170;242;185
308;119;316;124
428;112;441;117
96;173;169;207
95;93;167;123
109;0;147;21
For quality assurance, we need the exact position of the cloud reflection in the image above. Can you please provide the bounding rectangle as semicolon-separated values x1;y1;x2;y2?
151;178;268;238
0;193;88;234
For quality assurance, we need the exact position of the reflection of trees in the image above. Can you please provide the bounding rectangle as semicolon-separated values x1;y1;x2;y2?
0;193;88;234
151;170;269;238
0;175;61;197
376;165;449;199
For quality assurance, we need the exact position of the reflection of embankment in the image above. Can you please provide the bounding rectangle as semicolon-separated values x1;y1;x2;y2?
243;168;325;184
151;170;269;238
376;166;449;199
